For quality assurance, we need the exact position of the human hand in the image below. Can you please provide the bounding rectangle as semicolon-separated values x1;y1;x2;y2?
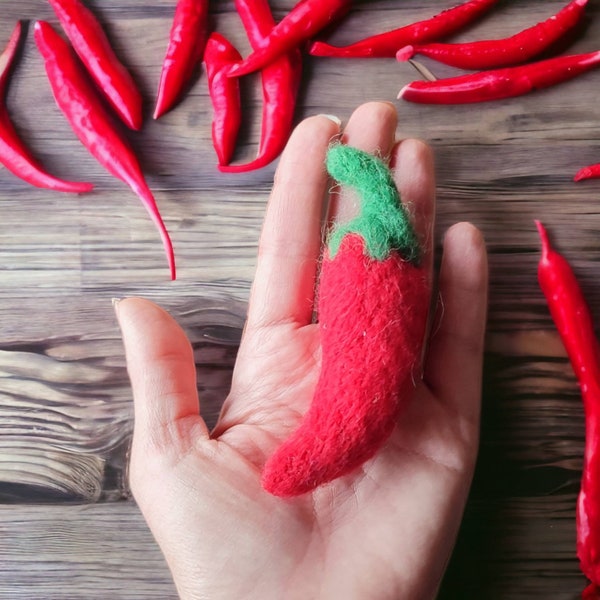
115;101;488;600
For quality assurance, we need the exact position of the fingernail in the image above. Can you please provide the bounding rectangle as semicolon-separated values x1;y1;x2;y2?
318;114;342;126
112;297;121;316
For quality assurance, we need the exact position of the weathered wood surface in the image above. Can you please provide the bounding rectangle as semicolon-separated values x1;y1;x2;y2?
1;0;600;597
0;503;178;599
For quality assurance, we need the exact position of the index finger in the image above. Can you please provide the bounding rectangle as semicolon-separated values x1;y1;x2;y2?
246;114;341;330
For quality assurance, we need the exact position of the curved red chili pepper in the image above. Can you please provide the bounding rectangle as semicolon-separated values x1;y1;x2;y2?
398;50;600;104
309;0;499;59
154;0;210;120
397;0;588;70
262;145;429;497
34;21;175;280
48;0;143;131
536;221;600;597
205;33;243;167
219;0;302;173
0;22;92;193
228;0;351;77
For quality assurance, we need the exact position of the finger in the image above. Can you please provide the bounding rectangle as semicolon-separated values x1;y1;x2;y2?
246;114;341;330
342;100;398;152
115;298;209;452
391;137;436;272
424;223;488;421
329;101;398;224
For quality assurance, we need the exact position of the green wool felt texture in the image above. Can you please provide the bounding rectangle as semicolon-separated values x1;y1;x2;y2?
325;144;421;263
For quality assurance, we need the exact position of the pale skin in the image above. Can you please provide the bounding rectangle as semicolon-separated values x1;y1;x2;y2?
115;102;488;600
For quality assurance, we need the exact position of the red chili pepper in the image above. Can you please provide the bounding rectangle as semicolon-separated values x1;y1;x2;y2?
398;50;600;104
575;164;600;182
309;0;499;59
34;21;175;280
218;0;302;173
228;0;351;77
0;22;92;194
154;0;210;120
204;33;243;167
536;221;600;598
262;144;429;497
48;0;143;131
396;0;588;70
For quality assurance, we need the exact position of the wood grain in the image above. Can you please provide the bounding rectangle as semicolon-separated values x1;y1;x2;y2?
1;0;600;597
0;502;177;599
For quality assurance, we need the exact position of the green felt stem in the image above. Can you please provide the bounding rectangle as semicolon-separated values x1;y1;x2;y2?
325;144;420;263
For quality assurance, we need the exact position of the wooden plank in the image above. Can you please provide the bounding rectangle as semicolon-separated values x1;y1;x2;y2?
0;502;177;599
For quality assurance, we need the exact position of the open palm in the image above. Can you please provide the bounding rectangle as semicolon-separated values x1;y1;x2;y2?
116;102;488;600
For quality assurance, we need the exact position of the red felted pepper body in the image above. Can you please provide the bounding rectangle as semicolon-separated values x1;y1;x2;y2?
262;233;429;497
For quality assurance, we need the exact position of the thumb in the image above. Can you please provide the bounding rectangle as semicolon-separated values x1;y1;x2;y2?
115;298;209;456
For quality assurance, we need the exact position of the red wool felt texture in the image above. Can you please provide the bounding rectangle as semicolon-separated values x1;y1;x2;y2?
261;234;430;497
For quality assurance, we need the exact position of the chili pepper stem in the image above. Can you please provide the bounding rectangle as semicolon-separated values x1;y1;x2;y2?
408;58;438;82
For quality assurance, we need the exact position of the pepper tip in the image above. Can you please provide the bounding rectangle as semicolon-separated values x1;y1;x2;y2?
225;61;241;78
308;41;331;57
153;102;165;121
397;84;409;100
535;220;551;258
574;167;593;182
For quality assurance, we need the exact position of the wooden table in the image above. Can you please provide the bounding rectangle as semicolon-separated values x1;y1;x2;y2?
1;1;600;598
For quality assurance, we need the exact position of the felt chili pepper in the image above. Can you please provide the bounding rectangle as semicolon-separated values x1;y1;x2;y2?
397;0;587;70
575;164;600;182
154;0;210;120
536;221;600;598
205;33;243;167
262;145;430;497
398;50;600;104
583;584;600;600
309;0;499;59
34;21;175;280
0;22;93;194
218;0;302;173
228;0;351;77
47;0;143;130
